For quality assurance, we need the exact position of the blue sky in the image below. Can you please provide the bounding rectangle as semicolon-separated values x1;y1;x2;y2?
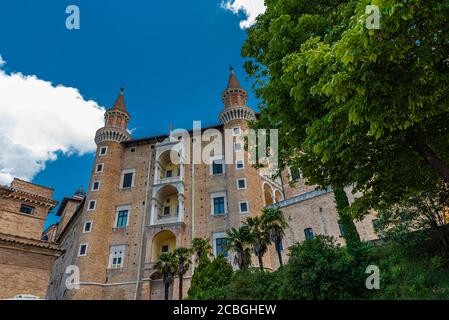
0;1;264;228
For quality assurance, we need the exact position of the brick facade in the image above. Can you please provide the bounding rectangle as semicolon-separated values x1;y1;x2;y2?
46;69;379;300
0;179;63;299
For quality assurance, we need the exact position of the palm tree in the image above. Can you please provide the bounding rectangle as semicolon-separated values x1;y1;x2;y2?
261;207;288;267
172;247;192;300
191;237;212;264
154;252;177;300
225;226;252;270
246;216;270;271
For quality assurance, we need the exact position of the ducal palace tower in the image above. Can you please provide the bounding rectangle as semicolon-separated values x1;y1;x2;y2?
0;68;378;300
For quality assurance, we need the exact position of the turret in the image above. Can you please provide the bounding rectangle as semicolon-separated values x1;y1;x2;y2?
219;67;255;125
95;87;131;145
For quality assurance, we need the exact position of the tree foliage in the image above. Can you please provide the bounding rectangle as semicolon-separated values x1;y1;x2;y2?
243;0;449;218
281;236;366;299
187;255;233;300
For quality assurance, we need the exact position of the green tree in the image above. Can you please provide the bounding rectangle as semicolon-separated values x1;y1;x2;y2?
191;237;212;264
246;216;270;271
172;247;192;300
188;255;234;300
243;0;449;227
378;183;449;253
282;236;365;299
225;226;252;270
154;252;177;300
261;208;288;267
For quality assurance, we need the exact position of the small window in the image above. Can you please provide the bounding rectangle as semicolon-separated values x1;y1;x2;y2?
78;244;88;257
166;170;173;178
91;181;100;191
290;168;302;181
116;210;129;228
19;204;35;215
163;206;170;216
304;228;314;240
99;147;108;156
234;142;242;151
236;159;244;170
239;201;249;214
161;245;169;254
109;245;125;268
95;163;104;173
233;126;241;136
372;219;381;232
215;238;229;257
213;197;225;215
122;172;134;189
338;220;345;236
212;160;224;175
83;221;92;233
130;148;136;153
88;200;97;211
237;178;246;190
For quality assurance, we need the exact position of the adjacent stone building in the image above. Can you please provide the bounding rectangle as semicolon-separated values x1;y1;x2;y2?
0;178;63;299
46;68;379;300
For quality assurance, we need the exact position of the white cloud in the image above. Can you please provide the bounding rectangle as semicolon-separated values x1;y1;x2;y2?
0;55;105;185
221;0;266;29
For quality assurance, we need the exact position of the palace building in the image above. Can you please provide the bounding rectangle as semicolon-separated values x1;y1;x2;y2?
46;68;378;300
0;178;63;299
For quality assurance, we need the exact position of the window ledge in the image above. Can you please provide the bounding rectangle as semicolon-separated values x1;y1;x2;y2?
113;227;128;232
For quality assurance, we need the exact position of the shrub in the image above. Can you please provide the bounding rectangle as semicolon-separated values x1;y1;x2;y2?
187;256;233;300
280;236;366;300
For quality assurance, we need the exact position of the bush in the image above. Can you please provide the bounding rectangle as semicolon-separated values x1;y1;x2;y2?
187;256;233;300
280;236;366;300
220;269;285;300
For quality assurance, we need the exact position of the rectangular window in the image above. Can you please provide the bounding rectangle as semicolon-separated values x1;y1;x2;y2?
95;163;104;173
83;221;92;233
213;197;225;215
109;245;125;268
166;170;172;178
372;219;381;232
237;178;246;190
116;210;129;228
91;181;100;191
121;171;134;189
338;220;345;236
215;238;229;257
212;160;224;175
304;228;314;240
163;206;170;216
233;126;241;136
236;159;244;170
87;200;96;211
19;204;35;215
239;201;249;214
234;142;242;151
290;167;302;181
161;245;169;254
78;244;88;257
99;147;108;156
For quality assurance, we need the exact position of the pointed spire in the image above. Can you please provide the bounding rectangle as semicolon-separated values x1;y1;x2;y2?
112;86;127;112
227;65;242;89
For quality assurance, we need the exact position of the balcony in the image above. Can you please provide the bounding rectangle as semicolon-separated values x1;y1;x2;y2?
150;184;185;226
153;143;185;186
